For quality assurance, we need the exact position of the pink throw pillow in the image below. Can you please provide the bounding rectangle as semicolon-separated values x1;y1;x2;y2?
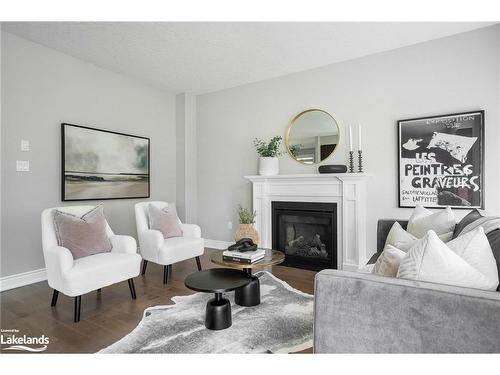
53;205;112;259
149;204;183;238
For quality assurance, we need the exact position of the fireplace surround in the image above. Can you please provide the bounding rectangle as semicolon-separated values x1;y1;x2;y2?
245;173;370;271
272;201;337;271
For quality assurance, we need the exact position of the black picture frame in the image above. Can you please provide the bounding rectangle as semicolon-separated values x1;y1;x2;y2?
397;110;484;209
61;123;150;201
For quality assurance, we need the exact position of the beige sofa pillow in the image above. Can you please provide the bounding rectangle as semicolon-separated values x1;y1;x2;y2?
53;205;112;259
372;245;406;277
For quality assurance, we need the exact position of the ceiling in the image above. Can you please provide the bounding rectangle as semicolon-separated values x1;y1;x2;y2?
2;22;495;94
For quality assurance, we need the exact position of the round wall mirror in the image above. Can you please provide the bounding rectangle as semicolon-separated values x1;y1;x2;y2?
285;109;340;164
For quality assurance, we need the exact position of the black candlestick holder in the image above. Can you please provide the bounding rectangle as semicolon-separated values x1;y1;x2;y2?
349;151;355;173
358;150;363;173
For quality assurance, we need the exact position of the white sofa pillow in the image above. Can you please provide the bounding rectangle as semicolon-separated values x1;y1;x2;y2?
407;205;455;241
384;222;418;252
447;227;499;287
397;230;498;291
384;221;450;252
372;245;406;277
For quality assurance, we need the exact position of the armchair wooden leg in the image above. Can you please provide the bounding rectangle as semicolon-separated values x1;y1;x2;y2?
97;288;101;293
163;265;170;284
196;256;202;271
141;260;148;275
168;264;173;279
127;279;137;299
50;290;59;307
74;296;82;323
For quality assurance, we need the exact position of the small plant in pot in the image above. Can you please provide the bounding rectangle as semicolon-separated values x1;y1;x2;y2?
254;136;284;176
234;205;260;245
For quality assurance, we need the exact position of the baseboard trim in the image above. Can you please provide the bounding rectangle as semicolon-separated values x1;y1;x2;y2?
204;239;233;250
0;268;47;292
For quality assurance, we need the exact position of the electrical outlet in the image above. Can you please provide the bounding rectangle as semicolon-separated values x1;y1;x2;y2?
21;139;30;152
16;160;30;172
227;221;233;230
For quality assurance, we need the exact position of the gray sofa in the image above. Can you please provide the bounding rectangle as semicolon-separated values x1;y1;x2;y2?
313;218;500;353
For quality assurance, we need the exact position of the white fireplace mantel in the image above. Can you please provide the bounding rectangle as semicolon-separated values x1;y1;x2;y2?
244;173;371;271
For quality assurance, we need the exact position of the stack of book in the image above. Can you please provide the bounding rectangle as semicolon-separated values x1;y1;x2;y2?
222;248;265;264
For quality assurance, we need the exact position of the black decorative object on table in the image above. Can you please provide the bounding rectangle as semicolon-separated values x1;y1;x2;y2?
184;268;252;330
318;165;348;174
358;150;363;172
227;238;257;252
348;151;355;173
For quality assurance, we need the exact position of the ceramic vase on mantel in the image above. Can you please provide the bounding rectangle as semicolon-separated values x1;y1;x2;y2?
235;224;260;245
258;156;279;176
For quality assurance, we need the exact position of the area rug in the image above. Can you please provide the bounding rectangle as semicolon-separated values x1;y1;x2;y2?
100;271;313;353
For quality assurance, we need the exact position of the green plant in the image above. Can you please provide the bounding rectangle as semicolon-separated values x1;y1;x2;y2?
253;136;284;157
237;205;256;224
289;144;302;158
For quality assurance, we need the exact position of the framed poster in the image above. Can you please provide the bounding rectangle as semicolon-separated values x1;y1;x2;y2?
398;111;484;209
62;123;150;201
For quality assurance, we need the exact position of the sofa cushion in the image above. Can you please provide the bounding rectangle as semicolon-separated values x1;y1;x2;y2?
384;222;418;252
407;205;455;241
447;227;499;286
53;205;112;260
453;209;484;239
487;230;500;291
397;230;498;291
372;245;406;277
377;220;408;252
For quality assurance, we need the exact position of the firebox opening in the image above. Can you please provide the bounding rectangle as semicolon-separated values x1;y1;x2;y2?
272;201;337;271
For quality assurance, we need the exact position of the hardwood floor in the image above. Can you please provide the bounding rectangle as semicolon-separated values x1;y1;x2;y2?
0;249;316;353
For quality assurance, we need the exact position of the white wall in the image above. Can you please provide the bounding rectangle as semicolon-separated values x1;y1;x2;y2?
175;93;197;223
197;25;500;252
1;32;176;277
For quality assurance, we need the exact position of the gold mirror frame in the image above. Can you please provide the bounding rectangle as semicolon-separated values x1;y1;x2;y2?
285;108;340;165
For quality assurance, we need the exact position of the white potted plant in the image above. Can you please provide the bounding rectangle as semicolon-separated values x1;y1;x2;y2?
253;136;283;176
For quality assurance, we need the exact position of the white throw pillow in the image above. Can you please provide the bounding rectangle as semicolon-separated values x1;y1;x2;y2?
372;245;407;277
397;230;498;291
407;205;455;241
384;222;418;252
384;221;450;252
447;227;499;286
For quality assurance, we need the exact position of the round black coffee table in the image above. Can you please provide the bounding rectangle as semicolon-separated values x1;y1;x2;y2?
184;268;252;330
210;249;285;307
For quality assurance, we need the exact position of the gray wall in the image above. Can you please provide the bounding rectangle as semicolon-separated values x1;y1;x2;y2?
196;25;500;250
1;32;176;277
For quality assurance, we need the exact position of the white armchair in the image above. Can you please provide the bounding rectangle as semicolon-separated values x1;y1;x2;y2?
41;206;141;322
134;201;204;283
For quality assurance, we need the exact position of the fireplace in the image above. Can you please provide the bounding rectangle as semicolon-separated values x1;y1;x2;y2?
272;201;337;271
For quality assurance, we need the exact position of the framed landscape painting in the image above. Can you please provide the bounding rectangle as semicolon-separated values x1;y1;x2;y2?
62;123;150;201
398;111;484;209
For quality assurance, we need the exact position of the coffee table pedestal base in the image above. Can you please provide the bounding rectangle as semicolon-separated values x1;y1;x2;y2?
205;293;232;330
235;275;260;307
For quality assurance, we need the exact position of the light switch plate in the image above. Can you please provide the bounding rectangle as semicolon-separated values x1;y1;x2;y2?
16;160;30;172
21;139;30;152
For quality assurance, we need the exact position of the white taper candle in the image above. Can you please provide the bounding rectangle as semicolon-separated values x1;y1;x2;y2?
349;125;353;151
358;124;362;150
